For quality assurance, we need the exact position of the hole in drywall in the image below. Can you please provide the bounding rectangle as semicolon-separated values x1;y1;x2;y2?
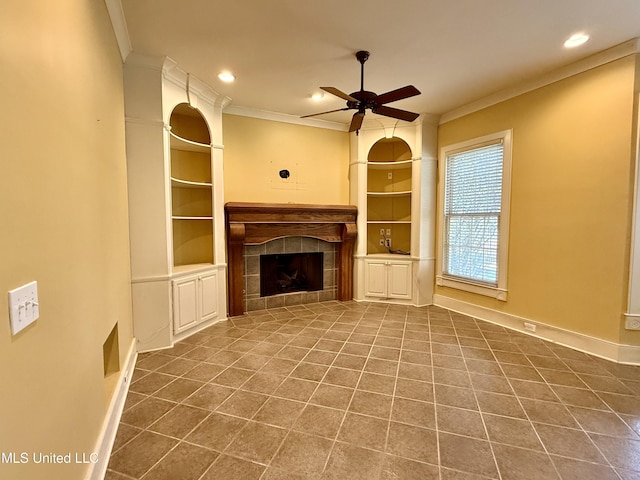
103;323;120;378
279;169;290;179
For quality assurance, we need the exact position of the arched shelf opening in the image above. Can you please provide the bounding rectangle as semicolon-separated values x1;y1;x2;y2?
366;136;413;255
169;103;214;268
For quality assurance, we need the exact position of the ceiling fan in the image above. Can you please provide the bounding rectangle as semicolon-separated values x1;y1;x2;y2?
302;50;421;133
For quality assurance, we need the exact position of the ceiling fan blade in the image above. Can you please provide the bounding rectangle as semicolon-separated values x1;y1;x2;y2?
373;105;420;122
375;85;421;105
321;87;357;102
300;107;350;118
349;112;365;132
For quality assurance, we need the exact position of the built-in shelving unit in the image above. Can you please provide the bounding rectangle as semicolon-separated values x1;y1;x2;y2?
350;117;438;306
169;104;215;269
124;54;229;352
366;137;413;255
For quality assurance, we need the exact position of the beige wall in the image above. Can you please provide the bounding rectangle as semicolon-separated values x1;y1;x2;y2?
437;56;639;345
223;114;350;205
0;1;132;479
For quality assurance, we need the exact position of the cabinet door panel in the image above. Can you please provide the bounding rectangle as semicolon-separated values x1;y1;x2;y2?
365;262;388;297
200;272;218;320
173;278;198;333
388;262;412;299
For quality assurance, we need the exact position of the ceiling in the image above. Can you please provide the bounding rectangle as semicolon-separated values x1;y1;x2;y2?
120;0;640;127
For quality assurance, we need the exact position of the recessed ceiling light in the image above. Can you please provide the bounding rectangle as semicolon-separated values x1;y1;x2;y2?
311;92;324;101
564;33;590;48
218;72;235;83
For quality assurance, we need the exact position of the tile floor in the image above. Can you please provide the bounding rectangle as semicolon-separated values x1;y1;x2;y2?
106;301;640;480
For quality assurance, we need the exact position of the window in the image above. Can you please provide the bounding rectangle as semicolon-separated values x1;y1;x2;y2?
437;130;512;300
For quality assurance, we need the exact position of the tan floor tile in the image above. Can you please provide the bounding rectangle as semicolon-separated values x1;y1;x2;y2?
475;391;526;419
391;397;435;429
148;404;209;439
534;423;606;463
309;383;354;410
183;383;235;410
386;422;438;464
520;398;579;427
569;406;639;437
304;349;338;365
157;358;200;376
153;378;204;402
216;389;269;419
253;397;305;428
322;443;385;480
225;421;288;463
269;431;333;477
510;378;559;402
211;367;254;388
111;423;142;452
141;442;217;480
338;412;389;450
395;377;433;402
130;372;177;395
333;353;367;371
483;414;542;450
398;362;432;382
182;363;225;382
469;372;513;395
432;354;467;371
436;405;486;439
551;456;620;480
241;371;286;395
291;362;329;381
380;455;439;480
185;412;247;450
588;434;640;471
273;377;319;402
108;431;177;478
293;404;345;438
201;454;265;480
434;384;478;410
357;372;396;395
433;367;472;388
439;432;498;478
323;366;361;388
120;397;176;429
492;443;559;480
260;357;299;376
365;358;398;376
349;390;393;419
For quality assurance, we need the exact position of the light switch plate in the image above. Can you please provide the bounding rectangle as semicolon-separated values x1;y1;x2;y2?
8;281;39;335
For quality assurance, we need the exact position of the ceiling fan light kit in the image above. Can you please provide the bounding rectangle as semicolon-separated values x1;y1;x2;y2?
302;50;421;133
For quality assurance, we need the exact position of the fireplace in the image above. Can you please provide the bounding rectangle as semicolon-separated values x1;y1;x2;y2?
225;202;358;316
260;252;324;297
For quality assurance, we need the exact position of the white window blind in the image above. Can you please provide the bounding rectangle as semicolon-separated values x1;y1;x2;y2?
444;142;504;285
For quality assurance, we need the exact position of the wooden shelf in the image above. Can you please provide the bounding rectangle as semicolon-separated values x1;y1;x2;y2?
367;159;412;170
172;216;214;220
169;131;211;152
367;190;412;197
171;177;212;188
367;220;412;224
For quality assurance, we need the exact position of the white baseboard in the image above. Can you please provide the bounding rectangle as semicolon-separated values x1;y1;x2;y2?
86;339;137;480
433;294;640;366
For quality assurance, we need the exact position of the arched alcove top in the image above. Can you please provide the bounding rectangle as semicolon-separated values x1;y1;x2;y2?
367;136;412;162
169;103;211;145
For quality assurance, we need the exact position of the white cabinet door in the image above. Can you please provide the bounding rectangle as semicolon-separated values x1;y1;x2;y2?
365;261;388;297
173;276;198;334
388;262;412;299
199;271;218;320
364;259;412;300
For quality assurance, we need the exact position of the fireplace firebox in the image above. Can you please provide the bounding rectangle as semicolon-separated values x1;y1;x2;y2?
260;252;324;297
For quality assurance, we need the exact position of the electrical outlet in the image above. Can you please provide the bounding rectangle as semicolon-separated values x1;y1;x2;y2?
387;172;393;180
384;238;391;248
523;322;536;333
8;281;40;335
386;229;391;235
379;239;384;246
626;317;640;330
379;228;385;236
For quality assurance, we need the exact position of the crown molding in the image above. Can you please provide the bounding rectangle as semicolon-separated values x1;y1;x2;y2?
441;37;640;124
223;105;348;131
104;0;132;62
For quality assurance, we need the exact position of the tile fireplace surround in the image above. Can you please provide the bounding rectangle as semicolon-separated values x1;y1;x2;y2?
225;203;358;317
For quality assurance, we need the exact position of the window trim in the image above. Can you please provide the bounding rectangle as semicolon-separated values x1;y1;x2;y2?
436;129;513;301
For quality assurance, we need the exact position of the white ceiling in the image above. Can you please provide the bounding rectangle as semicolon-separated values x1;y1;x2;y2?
120;0;640;127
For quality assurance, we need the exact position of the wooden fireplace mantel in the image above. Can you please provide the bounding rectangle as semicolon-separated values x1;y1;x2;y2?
225;202;358;316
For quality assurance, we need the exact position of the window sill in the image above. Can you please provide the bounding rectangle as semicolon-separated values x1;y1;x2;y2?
436;275;508;301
